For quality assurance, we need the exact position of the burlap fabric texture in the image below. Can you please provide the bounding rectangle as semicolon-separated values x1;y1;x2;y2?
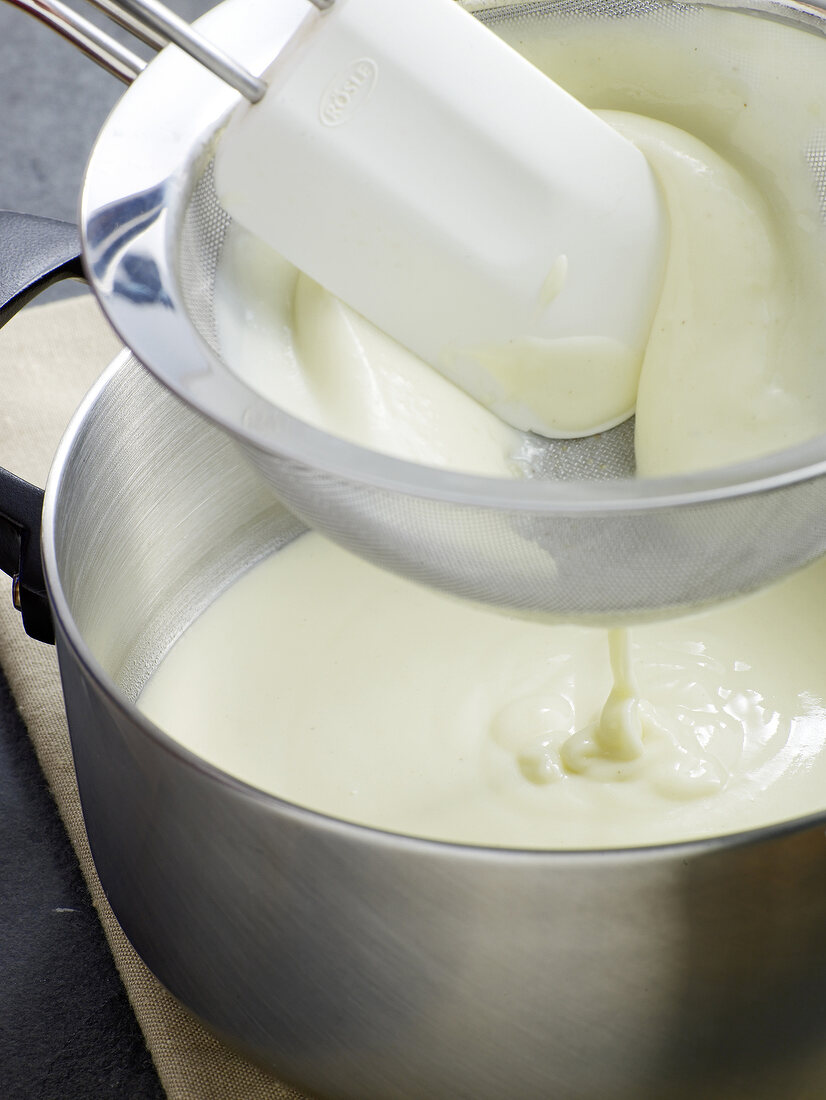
0;294;309;1100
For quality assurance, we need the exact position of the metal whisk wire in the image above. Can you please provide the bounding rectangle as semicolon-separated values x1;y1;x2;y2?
5;0;334;97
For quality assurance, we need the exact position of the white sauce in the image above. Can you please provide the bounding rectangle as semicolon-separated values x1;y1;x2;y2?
139;536;826;849
140;9;826;849
214;237;521;476
494;6;826;474
215;107;826;479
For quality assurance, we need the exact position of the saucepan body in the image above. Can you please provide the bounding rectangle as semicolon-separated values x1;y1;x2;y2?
35;350;826;1100
4;0;826;1092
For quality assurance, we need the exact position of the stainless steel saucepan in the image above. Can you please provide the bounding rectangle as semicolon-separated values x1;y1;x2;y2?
6;0;826;1092
3;212;826;1100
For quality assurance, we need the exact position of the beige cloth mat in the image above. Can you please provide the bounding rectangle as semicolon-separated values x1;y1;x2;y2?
0;294;309;1100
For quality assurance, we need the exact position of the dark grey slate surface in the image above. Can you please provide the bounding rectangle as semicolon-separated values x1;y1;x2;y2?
0;0;210;219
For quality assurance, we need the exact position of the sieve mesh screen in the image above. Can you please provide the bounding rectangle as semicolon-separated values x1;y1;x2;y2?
173;0;826;621
179;159;232;356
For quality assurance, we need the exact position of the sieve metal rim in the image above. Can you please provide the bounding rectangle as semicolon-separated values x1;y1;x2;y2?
80;0;826;515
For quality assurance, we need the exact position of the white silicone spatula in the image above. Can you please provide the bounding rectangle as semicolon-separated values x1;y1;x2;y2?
213;0;666;438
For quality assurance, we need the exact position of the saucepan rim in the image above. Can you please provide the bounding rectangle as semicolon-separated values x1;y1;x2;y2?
35;351;826;865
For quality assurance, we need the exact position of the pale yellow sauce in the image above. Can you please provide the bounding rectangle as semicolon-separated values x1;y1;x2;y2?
214;239;521;477
142;8;826;848
139;536;826;849
215;105;826;478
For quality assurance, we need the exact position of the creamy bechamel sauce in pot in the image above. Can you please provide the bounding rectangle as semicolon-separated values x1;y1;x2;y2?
139;540;826;849
139;10;826;848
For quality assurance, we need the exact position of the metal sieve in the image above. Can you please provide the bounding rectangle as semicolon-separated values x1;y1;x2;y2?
22;0;826;621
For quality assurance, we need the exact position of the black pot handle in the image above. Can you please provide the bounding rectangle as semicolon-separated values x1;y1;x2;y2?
0;211;86;643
